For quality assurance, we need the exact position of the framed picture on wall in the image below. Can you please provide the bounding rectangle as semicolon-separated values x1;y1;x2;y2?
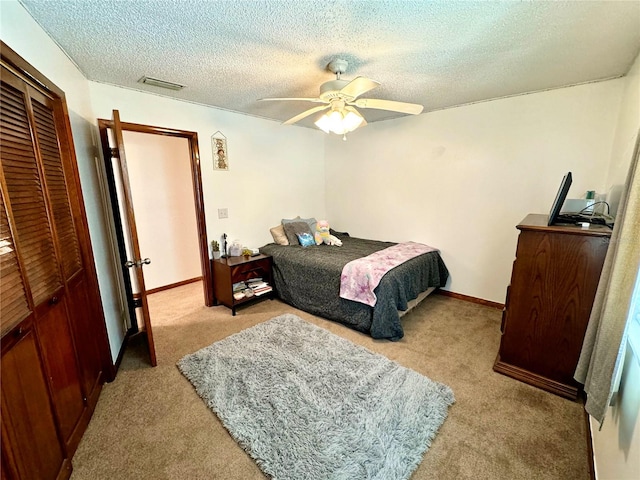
212;131;228;170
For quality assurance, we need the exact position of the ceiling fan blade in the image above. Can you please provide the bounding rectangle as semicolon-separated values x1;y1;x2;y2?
259;97;325;103
339;76;380;100
353;98;424;115
283;105;329;125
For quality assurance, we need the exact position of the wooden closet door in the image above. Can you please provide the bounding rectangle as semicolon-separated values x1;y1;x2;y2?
2;41;113;479
0;186;68;479
28;86;106;417
0;66;84;454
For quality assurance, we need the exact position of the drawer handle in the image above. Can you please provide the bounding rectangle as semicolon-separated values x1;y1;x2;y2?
13;326;23;338
49;296;59;305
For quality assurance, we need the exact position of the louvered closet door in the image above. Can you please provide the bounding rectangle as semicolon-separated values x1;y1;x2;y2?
28;86;104;404
0;72;62;305
0;66;85;453
31;92;82;279
0;77;68;480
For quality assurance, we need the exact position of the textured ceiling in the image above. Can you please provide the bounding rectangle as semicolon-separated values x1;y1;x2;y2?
19;0;640;129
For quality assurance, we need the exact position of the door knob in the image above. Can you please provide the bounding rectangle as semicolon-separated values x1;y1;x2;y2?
125;258;151;268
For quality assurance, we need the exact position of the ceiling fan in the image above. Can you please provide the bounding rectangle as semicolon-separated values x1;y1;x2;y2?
260;59;424;139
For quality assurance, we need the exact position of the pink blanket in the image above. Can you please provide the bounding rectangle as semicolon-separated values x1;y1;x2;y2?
339;241;438;307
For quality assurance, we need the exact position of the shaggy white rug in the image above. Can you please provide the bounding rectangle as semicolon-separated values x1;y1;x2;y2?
177;313;454;480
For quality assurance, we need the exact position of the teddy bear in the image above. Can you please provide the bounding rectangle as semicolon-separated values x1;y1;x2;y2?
315;220;343;246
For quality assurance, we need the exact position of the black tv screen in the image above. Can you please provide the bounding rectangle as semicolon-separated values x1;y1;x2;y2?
547;172;572;226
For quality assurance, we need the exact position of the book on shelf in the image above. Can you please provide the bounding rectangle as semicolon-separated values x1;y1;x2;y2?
253;285;273;296
230;278;272;299
232;281;247;292
249;281;270;291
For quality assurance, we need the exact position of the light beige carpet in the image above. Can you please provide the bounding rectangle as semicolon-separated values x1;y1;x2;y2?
70;282;591;479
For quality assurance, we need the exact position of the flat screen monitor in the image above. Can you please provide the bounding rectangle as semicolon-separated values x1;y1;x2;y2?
548;172;572;226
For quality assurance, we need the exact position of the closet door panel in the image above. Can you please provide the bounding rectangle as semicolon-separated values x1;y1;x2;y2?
1;326;67;480
67;275;103;398
35;297;85;446
26;86;90;452
29;83;106;401
29;86;106;412
29;89;82;280
0;71;62;305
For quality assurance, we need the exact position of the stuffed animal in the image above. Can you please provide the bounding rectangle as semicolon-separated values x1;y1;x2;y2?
315;220;343;246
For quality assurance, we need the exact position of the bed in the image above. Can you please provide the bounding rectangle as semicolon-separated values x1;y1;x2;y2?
260;231;449;341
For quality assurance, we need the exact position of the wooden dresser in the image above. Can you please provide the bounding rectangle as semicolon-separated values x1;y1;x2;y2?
493;214;611;399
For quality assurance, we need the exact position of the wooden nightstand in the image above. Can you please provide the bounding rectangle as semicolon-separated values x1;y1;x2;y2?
211;254;274;315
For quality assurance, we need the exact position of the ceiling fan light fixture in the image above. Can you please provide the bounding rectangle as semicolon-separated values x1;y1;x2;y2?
314;114;333;134
314;109;364;135
342;110;364;131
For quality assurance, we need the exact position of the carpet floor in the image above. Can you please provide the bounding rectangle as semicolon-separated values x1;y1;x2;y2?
69;282;591;479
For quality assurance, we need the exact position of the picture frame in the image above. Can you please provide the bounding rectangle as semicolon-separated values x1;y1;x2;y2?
212;131;228;170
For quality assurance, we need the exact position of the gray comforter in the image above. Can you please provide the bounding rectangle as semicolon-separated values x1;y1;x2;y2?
260;233;449;340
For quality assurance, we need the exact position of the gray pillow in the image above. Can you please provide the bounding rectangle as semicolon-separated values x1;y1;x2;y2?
283;221;313;245
282;216;317;234
301;217;318;234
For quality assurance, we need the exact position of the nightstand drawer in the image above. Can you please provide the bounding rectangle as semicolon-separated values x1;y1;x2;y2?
231;258;271;278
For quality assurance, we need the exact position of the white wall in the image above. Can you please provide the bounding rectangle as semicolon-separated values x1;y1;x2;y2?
590;51;640;480
1;0;127;360
87;82;326;252
325;80;623;303
121;132;202;291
